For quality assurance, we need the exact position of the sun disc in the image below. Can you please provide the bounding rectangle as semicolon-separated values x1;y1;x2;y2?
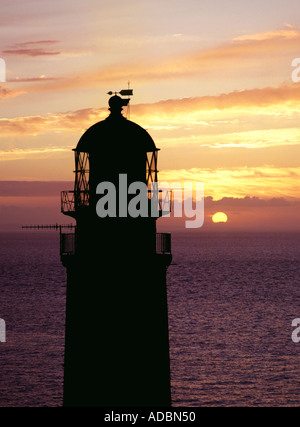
212;212;228;223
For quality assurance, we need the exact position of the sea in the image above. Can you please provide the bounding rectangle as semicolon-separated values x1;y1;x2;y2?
0;230;300;407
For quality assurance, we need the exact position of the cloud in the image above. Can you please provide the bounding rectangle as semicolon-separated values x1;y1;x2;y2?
204;195;300;208
0;86;25;99
233;26;300;41
3;48;61;57
158;166;300;200
0;147;71;161
1;82;300;135
202;195;300;231
133;83;300;116
84;26;300;84
1;182;299;231
10;40;59;47
3;40;61;57
7;76;61;83
0;108;107;137
0;180;71;197
5;25;299;96
1;181;297;204
158;194;300;232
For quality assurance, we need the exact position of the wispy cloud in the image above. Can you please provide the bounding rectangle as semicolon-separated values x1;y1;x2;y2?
4;25;299;95
87;26;300;84
152;83;300;111
3;40;61;57
0;86;25;99
7;76;61;83
10;40;59;46
0;147;70;161
0;180;71;197
0;108;107;136
233;25;300;41
3;48;61;57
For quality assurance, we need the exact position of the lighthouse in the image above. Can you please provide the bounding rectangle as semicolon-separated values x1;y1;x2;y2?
60;92;172;407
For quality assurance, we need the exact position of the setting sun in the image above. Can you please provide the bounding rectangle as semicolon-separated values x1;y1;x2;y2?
212;212;228;223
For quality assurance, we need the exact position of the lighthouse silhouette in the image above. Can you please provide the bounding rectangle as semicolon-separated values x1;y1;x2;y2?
60;91;172;407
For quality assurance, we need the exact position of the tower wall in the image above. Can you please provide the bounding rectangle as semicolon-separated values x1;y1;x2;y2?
63;252;171;407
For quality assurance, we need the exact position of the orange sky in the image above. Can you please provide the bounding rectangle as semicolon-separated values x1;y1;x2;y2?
1;0;300;230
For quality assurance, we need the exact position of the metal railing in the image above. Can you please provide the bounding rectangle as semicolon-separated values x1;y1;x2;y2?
61;191;89;213
156;233;171;254
60;231;171;256
148;188;172;217
159;189;172;215
60;232;77;256
61;188;172;216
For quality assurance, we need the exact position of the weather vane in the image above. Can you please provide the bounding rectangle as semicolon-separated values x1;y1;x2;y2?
107;89;133;97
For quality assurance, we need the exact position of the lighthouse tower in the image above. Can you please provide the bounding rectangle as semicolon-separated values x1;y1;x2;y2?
60;92;172;407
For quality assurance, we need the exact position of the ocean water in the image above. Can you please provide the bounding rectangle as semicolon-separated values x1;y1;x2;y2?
0;231;300;407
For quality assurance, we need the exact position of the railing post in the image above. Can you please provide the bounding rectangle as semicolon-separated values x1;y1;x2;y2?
156;233;171;254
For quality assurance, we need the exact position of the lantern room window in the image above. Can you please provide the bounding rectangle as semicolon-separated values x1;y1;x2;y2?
74;150;89;207
146;150;158;186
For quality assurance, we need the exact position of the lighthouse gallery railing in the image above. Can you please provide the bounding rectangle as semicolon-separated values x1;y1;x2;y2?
61;189;172;216
60;231;171;256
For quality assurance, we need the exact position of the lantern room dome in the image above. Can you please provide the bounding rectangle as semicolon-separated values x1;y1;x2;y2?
75;96;157;154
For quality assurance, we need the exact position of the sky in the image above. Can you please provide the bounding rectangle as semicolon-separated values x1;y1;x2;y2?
1;0;300;230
